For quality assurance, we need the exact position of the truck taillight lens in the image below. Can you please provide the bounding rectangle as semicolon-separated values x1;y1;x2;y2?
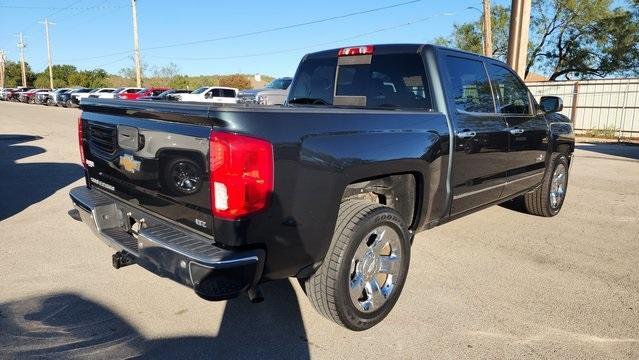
209;131;273;220
77;114;86;167
337;45;374;56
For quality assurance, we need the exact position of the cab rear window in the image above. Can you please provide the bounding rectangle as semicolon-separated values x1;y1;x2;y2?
289;54;432;110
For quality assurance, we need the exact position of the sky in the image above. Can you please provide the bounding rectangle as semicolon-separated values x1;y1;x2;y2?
0;0;510;78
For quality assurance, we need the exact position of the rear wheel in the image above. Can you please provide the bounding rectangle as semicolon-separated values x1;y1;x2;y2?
523;153;570;217
304;200;410;331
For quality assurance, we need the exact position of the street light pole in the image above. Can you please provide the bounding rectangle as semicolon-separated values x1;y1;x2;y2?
131;0;142;87
17;32;27;87
483;0;493;57
507;0;532;78
0;50;5;89
467;5;491;57
39;18;56;89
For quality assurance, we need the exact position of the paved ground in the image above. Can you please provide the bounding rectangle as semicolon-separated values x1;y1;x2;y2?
0;101;637;359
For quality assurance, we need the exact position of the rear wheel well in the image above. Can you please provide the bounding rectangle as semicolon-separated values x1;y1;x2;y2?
341;173;418;230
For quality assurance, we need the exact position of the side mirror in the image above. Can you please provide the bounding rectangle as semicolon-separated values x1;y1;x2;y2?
539;96;563;113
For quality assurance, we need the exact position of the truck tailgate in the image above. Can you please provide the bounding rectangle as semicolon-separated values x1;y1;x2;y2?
80;99;214;236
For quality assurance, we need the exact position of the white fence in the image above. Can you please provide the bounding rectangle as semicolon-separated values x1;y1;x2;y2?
526;78;639;138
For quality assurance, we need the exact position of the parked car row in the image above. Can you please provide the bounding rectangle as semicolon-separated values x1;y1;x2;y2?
0;77;293;107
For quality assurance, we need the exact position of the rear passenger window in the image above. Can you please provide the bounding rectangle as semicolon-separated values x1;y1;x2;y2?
221;89;236;98
487;64;531;114
445;56;495;113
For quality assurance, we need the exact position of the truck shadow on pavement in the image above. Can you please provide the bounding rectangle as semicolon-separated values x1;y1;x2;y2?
0;134;84;221
0;280;311;359
575;142;639;160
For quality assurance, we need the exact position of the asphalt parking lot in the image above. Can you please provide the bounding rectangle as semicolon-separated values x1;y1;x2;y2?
0;101;637;359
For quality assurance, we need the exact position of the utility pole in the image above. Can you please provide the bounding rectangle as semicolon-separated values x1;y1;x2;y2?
0;50;5;89
507;0;532;78
39;18;56;89
482;0;493;57
17;32;27;87
130;0;142;87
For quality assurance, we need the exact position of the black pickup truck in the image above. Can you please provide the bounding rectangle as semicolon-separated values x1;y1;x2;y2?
69;44;574;331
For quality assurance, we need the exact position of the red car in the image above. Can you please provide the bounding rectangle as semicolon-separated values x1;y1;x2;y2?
20;89;49;103
118;87;171;100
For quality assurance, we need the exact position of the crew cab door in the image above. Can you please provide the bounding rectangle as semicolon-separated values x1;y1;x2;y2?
486;64;548;196
441;54;510;215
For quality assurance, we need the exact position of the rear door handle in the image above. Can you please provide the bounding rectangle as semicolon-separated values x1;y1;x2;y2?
509;128;525;135
457;131;477;139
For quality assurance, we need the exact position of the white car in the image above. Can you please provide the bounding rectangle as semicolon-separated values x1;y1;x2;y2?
88;88;117;99
176;86;238;104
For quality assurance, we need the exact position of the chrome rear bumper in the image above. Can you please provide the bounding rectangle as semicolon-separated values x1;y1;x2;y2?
69;186;264;301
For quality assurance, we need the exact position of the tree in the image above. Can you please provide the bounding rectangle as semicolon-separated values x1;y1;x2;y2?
168;75;190;89
3;60;36;87
434;5;511;60
219;74;251;89
146;62;181;87
67;69;108;87
33;64;78;88
528;0;639;80
118;57;149;82
435;0;639;80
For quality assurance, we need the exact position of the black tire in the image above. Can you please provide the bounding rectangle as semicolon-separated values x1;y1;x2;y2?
524;153;570;217
66;99;74;108
303;200;411;331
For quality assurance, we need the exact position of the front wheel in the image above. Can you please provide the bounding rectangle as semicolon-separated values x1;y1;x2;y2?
303;200;411;331
523;153;570;217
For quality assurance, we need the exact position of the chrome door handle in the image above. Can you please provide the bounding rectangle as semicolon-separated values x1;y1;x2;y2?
457;131;477;139
509;128;525;135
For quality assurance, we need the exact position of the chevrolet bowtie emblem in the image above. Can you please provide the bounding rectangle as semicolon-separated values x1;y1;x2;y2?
120;154;141;173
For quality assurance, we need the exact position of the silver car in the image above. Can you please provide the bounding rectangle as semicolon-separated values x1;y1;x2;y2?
238;77;292;105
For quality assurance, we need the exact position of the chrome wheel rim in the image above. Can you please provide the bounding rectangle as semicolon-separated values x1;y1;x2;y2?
550;163;567;209
349;225;402;313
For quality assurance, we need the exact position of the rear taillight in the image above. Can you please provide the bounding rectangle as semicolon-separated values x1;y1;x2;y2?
209;131;273;220
337;45;374;56
77;114;86;167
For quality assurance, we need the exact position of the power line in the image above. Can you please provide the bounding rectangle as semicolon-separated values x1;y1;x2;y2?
49;0;424;62
0;0;111;49
0;4;127;10
142;0;423;51
145;11;459;62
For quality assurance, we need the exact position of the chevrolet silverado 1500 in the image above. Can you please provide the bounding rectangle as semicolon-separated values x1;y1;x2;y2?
69;44;574;331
